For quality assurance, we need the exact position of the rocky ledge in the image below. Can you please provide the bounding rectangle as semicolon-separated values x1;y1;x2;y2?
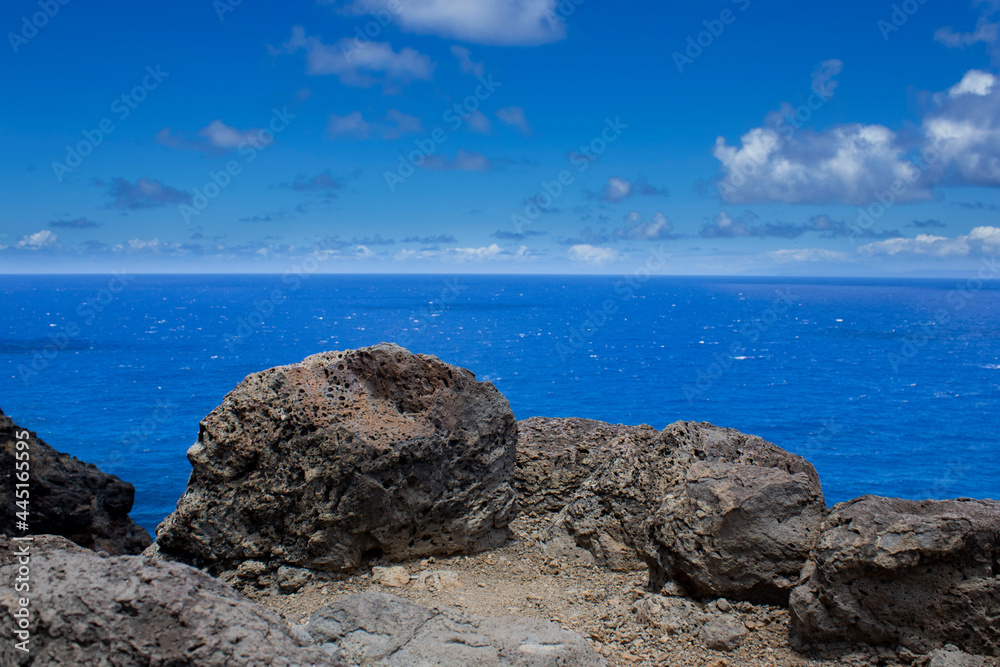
4;345;998;666
0;407;150;554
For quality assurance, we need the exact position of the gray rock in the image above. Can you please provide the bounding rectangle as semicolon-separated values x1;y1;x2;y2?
919;646;996;667
301;591;607;666
633;594;705;634
0;548;342;666
0;533;86;566
699;614;748;652
278;565;313;593
0;407;151;555
516;417;659;516
790;495;1000;656
549;419;826;602
150;344;518;574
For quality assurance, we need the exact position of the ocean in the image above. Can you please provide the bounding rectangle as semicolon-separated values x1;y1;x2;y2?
2;273;998;535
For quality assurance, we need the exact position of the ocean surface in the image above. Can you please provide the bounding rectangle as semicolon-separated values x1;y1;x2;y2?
2;274;998;535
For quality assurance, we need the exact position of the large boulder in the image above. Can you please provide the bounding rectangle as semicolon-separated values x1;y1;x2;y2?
549;420;827;603
151;344;518;574
0;408;151;555
301;591;607;666
790;495;1000;656
0;549;342;666
515;417;659;515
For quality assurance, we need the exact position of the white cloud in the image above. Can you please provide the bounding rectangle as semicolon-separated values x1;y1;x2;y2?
355;245;375;258
199;120;256;148
328;111;371;139
276;26;433;87
338;0;566;45
567;244;621;264
714;123;924;205
496;106;531;135
766;248;853;263
16;230;57;249
451;45;484;76
859;226;1000;257
600;177;631;202
949;69;996;96
466;110;491;133
617;211;676;240
449;243;502;260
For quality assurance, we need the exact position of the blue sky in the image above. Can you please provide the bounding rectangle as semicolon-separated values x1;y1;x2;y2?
3;0;1000;274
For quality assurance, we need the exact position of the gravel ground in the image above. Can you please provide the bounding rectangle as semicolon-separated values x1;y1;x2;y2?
249;515;996;667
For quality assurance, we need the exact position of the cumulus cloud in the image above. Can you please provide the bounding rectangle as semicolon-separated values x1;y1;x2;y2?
156;120;259;154
567;244;621;264
336;0;566;45
859;226;1000;257
766;248;853;263
495;107;531;135
327;110;423;139
275;26;433;87
616;211;678;240
104;177;191;210
715;67;1000;204
451;45;484;76
596;176;669;202
16;230;58;249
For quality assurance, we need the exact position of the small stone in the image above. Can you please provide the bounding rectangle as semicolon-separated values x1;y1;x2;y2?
700;615;748;652
371;565;409;588
716;598;732;612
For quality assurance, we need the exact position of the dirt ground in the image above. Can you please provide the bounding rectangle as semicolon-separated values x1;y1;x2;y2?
251;515;979;667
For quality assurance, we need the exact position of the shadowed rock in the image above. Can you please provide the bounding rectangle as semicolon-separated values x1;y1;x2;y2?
0;548;342;667
0;408;151;555
535;419;826;603
790;495;1000;656
150;343;518;575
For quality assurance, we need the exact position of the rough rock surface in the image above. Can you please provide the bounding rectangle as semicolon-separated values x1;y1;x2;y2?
0;549;342;667
0;533;86;568
790;495;1000;656
545;419;826;603
300;591;607;666
0;407;151;555
515;417;659;515
151;344;518;574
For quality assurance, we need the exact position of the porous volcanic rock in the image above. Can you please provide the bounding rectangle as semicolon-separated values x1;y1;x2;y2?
300;591;607;666
548;419;827;603
515;417;659;515
151;343;518;574
0;408;151;555
0;549;342;667
790;495;1000;656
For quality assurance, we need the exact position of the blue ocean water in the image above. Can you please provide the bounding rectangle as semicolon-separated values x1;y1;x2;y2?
1;274;998;535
